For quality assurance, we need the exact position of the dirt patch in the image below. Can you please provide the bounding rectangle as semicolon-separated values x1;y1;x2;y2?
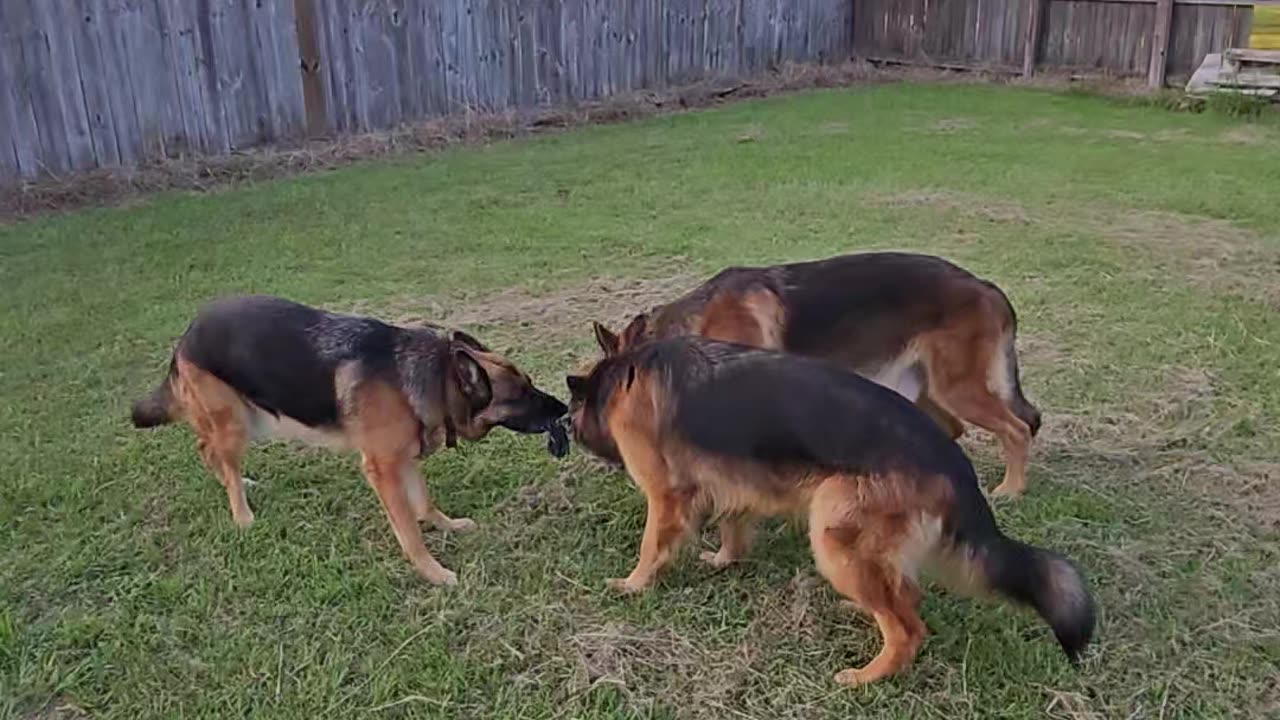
352;268;698;346
924;116;978;133
23;699;90;720
1154;128;1193;142
1219;125;1273;145
1103;129;1146;140
1097;210;1280;309
1037;364;1280;529
865;189;1030;224
1038;366;1218;459
734;124;766;143
1016;329;1071;369
495;454;617;524
742;571;828;641
566;621;753;710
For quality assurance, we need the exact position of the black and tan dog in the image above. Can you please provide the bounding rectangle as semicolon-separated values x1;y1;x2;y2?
591;252;1042;497
131;295;569;585
566;336;1094;685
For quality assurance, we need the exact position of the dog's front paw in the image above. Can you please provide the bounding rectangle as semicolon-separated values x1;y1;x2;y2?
422;566;458;586
232;508;255;529
699;550;735;569
446;517;477;533
606;577;650;595
990;482;1024;499
834;668;871;686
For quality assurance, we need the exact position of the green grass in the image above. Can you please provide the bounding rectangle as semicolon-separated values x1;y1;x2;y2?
3;83;1279;719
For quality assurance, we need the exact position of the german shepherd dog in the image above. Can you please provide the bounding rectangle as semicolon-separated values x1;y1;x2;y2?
591;252;1042;497
131;295;569;585
566;337;1094;685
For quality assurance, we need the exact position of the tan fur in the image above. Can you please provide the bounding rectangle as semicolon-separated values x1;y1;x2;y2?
603;276;1034;496
587;365;962;685
916;309;1032;496
167;353;479;585
697;287;786;350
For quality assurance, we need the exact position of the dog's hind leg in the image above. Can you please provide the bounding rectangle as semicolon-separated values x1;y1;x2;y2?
402;464;476;533
922;331;1032;497
178;362;255;528
809;480;927;686
196;425;253;529
700;515;756;569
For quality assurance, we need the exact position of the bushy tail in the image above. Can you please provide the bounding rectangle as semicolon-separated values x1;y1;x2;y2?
982;278;1042;438
1003;337;1042;437
977;533;1095;663
132;358;178;428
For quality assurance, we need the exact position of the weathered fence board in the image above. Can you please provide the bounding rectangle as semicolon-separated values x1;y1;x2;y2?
854;0;1253;80
1;0;1250;180
0;0;851;178
1170;2;1252;76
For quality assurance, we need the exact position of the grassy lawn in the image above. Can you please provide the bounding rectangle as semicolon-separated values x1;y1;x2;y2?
2;83;1279;719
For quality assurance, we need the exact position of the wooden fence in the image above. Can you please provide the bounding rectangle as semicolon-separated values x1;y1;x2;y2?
854;0;1254;85
0;0;1258;180
0;0;851;179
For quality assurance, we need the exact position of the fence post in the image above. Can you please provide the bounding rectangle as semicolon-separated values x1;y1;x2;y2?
1147;0;1174;88
1022;0;1046;78
293;0;328;136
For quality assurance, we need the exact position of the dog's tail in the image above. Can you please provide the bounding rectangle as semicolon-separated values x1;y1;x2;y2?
1002;333;1042;437
132;357;178;428
984;280;1042;437
980;533;1094;663
939;520;1095;663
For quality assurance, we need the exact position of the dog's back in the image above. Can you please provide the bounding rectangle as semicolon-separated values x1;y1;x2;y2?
669;339;969;482
610;251;1043;497
176;295;408;428
602;338;1093;683
130;294;568;584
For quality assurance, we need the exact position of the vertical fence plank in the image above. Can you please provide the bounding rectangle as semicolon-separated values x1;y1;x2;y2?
1148;0;1174;87
69;0;122;167
1;0;45;176
1023;0;1045;77
4;0;1271;181
193;0;231;155
18;0;74;173
36;0;99;169
295;0;329;136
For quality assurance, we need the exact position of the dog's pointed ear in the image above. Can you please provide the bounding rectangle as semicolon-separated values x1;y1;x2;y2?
592;322;620;357
452;330;490;353
452;349;493;412
566;375;586;400
620;313;649;349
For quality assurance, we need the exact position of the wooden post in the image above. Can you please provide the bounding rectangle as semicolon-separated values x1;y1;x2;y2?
1022;0;1046;79
293;0;328;136
1148;0;1174;88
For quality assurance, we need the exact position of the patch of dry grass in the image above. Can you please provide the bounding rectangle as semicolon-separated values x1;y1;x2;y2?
865;189;1030;224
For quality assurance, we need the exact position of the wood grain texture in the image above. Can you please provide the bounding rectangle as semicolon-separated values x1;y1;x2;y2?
855;0;1241;80
2;0;1261;179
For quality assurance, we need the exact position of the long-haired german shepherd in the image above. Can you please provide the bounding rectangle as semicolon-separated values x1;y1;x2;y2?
132;295;569;585
591;252;1042;497
566;336;1093;685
